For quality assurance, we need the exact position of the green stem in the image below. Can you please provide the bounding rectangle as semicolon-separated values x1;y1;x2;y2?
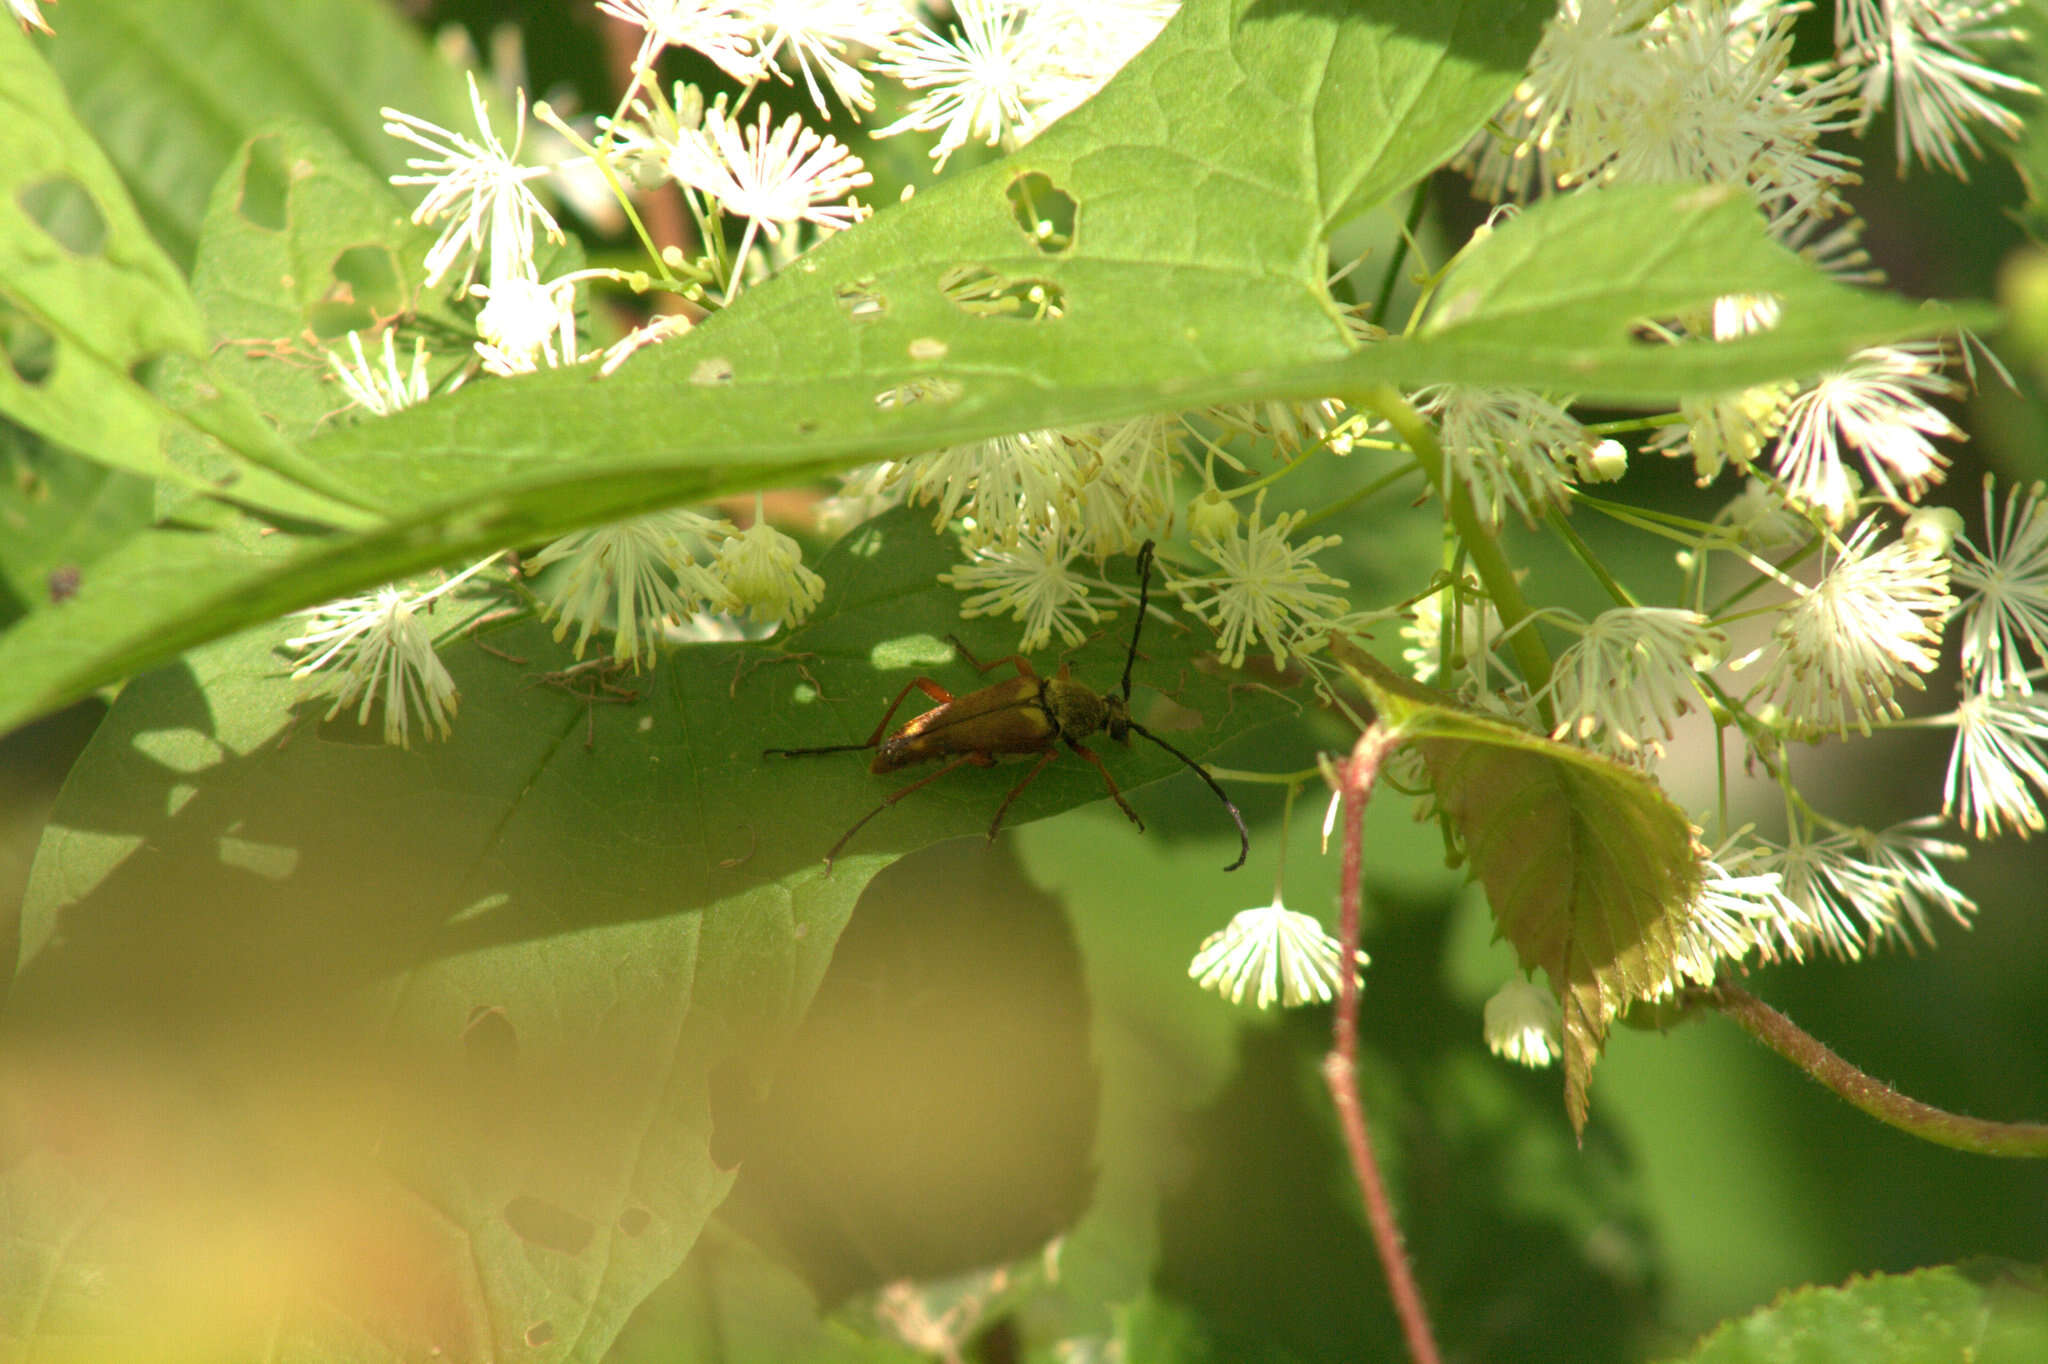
1545;507;1636;610
1704;984;2048;1158
1295;463;1416;535
1352;386;1556;725
1369;181;1430;327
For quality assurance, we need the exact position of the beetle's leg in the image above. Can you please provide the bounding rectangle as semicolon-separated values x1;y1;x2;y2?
1065;739;1144;829
823;752;980;869
984;749;1060;842
863;676;956;746
947;633;1038;680
764;675;955;757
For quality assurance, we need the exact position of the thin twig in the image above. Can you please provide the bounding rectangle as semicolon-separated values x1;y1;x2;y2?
1323;726;1441;1364
1701;983;2048;1159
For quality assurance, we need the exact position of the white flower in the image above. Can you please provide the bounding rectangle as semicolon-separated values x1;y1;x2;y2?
1179;492;1348;670
873;0;1055;170
1601;4;1859;224
1189;898;1367;1010
1458;0;1660;199
1755;825;1901;960
1853;819;1976;948
666;102;872;293
1944;686;2048;838
325;330;433;417
751;0;913;118
470;274;581;376
1483;980;1564;1067
287;557;499;746
1837;0;2038;179
1066;415;1181;557
11;0;52;35
1668;839;1810;982
1717;478;1811;552
596;0;766;85
1019;0;1180;128
1547;607;1726;756
906;428;1081;546
1772;342;1964;523
1752;518;1954;736
1652;383;1793;484
715;520;826;626
1952;477;2048;696
1421;385;1589;527
941;526;1111;652
384;73;563;291
529;512;732;666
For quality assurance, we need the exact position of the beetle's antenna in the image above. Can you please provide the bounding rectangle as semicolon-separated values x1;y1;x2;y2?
1125;719;1250;872
1119;539;1156;703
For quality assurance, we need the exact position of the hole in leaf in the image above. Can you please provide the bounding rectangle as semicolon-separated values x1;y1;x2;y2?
835;278;886;322
503;1195;594;1255
19;177;106;255
524;1322;556;1349
690;356;735;386
462;1004;518;1074
311;245;405;337
1005;171;1076;253
0;298;55;386
47;565;80;604
939;265;1065;321
333;245;404;314
873;377;964;410
239;136;290;231
308;300;375;340
617;1207;652;1237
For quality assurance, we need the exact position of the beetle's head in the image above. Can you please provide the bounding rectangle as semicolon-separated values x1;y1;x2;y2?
1102;691;1132;743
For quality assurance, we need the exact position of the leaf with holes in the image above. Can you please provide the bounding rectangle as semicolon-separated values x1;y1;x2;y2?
2;0;1984;735
0;23;375;525
1352;661;1703;1133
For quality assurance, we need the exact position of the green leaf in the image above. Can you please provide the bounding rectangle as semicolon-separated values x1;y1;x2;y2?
1669;1262;2048;1364
181;120;467;441
39;0;471;269
1350;658;1702;1134
0;0;1977;738
0;434;152;624
0;22;381;524
0;511;1277;1362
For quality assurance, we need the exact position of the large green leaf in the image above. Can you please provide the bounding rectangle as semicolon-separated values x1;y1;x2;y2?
0;510;1283;1362
39;0;471;269
0;0;1982;737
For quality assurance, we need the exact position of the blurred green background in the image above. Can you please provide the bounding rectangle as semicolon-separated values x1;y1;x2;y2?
5;1;2048;1360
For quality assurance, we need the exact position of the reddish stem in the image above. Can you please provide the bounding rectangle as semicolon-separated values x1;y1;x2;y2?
1323;727;1440;1364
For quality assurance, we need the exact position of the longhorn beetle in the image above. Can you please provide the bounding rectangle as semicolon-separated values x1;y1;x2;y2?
764;541;1249;871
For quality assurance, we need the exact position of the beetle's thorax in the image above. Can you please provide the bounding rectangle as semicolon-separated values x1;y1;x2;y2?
1042;675;1118;742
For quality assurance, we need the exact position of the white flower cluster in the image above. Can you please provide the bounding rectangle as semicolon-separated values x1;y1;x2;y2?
294;0;1189;734
269;3;2042;1036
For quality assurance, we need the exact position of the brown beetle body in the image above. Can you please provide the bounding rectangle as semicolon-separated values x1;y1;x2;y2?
766;542;1247;870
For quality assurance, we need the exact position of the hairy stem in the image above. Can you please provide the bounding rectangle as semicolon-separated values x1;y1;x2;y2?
1703;984;2048;1158
1325;726;1441;1364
